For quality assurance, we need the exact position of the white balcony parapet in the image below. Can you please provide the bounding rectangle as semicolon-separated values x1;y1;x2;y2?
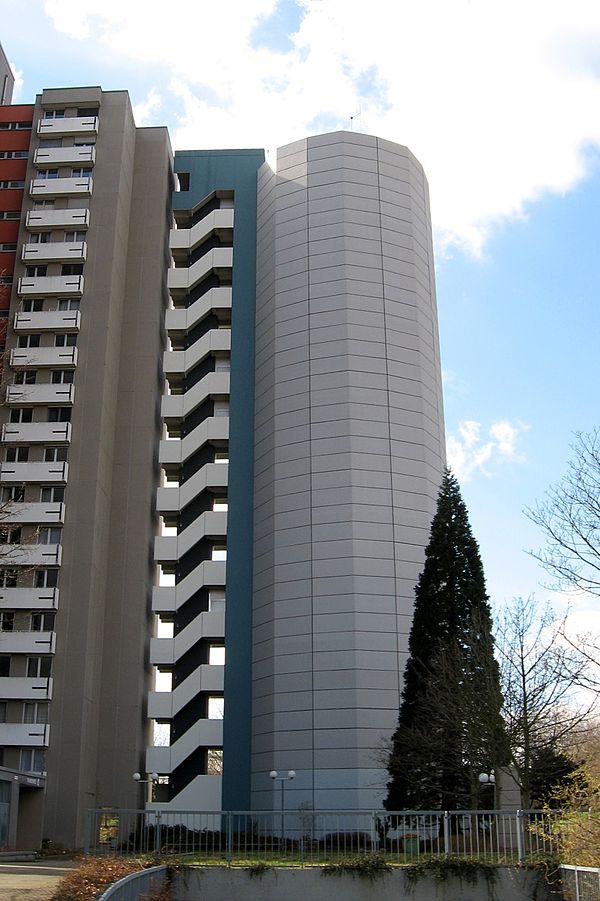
0;630;55;654
166;287;232;335
0;677;53;700
169;209;234;252
161;372;230;421
0;462;68;484
10;347;77;369
145;775;222;812
0;545;61;567
18;275;83;297
0;502;64;525
30;177;92;198
150;611;225;665
160;418;228;467
156;463;228;514
37;115;98;138
154;511;227;564
34;146;95;167
168;248;233;296
146;719;223;774
152;561;226;614
164;329;231;378
0;724;49;747
26;208;89;232
6;385;75;406
14;310;80;333
1;423;71;445
22;241;86;264
0;588;58;610
147;663;224;719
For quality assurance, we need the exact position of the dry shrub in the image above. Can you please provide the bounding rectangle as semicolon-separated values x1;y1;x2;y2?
50;856;155;901
544;768;600;867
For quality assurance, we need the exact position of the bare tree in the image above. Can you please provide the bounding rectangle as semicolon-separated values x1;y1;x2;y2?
495;596;596;807
527;429;600;597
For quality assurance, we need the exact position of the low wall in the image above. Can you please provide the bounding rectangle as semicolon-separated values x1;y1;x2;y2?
173;865;556;901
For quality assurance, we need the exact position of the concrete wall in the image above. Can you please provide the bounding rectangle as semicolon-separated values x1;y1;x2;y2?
172;866;552;901
252;132;446;811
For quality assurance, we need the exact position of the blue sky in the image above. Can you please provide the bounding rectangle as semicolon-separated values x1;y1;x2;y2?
2;0;599;628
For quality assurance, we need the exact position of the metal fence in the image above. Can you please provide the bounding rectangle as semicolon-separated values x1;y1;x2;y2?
85;808;559;864
561;866;600;901
97;865;168;901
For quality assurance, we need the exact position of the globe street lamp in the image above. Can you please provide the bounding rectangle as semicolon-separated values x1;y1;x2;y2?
478;771;496;809
270;769;296;844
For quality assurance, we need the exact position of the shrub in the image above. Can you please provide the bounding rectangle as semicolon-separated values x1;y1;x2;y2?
50;856;155;901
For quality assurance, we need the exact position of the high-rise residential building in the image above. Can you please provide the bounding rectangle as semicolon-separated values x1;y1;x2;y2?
0;43;13;106
0;84;173;848
0;71;445;849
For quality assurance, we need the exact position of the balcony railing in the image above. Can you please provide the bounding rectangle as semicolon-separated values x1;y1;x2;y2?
37;115;98;138
30;176;92;198
17;275;84;296
22;241;86;264
26;208;89;231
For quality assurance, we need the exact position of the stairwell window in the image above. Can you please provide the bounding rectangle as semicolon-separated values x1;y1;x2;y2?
213;401;229;417
208;591;225;613
211;546;227;561
207;749;223;775
207;696;224;719
208;645;225;665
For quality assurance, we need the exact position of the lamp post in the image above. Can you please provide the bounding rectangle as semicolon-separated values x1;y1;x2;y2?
478;771;496;809
269;769;296;845
133;772;161;854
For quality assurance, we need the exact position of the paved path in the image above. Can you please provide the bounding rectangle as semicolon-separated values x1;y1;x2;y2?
0;860;76;901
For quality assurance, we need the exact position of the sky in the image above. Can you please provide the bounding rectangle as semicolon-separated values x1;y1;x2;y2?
1;0;599;633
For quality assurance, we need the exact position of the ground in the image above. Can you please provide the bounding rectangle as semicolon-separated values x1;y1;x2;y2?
0;860;76;901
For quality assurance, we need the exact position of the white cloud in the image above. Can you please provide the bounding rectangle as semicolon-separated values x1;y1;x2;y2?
41;0;600;253
9;64;23;102
447;419;530;480
133;89;161;127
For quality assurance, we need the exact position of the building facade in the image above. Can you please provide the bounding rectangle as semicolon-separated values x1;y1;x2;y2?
0;67;445;848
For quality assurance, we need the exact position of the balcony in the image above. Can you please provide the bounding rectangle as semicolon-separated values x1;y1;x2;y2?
6;385;75;406
0;677;52;700
22;241;86;264
30;176;92;198
0;630;55;654
34;146;95;168
0;545;61;567
14;310;80;333
169;209;234;252
10;347;77;369
0;588;58;609
17;275;84;296
26;208;89;232
0;462;68;484
0;724;49;747
2;423;71;445
154;511;227;564
37;115;98;138
0;502;64;525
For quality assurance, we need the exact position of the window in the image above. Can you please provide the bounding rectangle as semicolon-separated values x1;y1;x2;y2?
0;180;25;188
214;358;231;373
17;334;41;349
0;526;21;545
36;527;61;545
0;656;9;677
74;140;96;147
0;612;14;632
29;233;50;244
0;211;20;220
5;447;29;462
0;121;31;131
43;110;64;119
9;408;33;423
214;401;229;417
0;150;28;159
77;108;97;117
27;656;52;678
64;231;86;242
51;370;74;384
14;371;37;385
34;570;58;588
38;139;62;148
0;702;6;723
33;201;54;209
54;334;76;347
0;242;17;251
58;298;80;311
211;546;227;561
35;169;58;180
25;265;47;277
44;447;68;462
0;571;17;588
23;702;48;724
22;297;44;309
0;275;13;285
70;168;92;179
2;486;25;502
207;696;224;719
47;408;71;423
214;451;229;463
208;590;226;613
20;748;47;774
31;612;55;632
207;748;223;775
61;264;83;276
208;645;225;665
212;497;228;512
40;486;64;503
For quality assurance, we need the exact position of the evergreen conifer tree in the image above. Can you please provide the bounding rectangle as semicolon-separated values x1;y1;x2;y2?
385;470;508;811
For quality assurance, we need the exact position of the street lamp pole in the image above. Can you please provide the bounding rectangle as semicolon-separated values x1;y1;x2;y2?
269;769;296;845
478;771;496;809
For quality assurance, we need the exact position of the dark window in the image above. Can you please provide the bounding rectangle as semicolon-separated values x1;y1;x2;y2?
44;447;68;462
47;408;71;423
5;447;29;462
9;408;33;423
61;264;83;276
14;371;37;385
26;266;47;277
0;657;9;677
54;334;76;347
34;569;59;588
22;298;44;311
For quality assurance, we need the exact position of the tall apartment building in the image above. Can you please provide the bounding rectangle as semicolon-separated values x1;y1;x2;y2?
0;70;445;849
0;84;173;848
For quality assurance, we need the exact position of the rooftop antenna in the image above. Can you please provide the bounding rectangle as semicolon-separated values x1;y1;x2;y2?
349;106;362;131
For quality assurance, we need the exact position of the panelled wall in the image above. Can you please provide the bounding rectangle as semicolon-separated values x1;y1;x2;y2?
252;132;445;810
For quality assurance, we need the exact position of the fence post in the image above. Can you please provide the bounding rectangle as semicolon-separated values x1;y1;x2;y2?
226;810;233;867
515;810;525;865
154;810;161;858
443;811;451;855
83;809;92;856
